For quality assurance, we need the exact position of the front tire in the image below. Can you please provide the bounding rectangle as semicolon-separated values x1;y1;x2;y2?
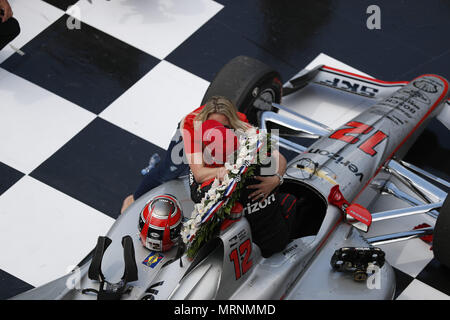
201;56;282;126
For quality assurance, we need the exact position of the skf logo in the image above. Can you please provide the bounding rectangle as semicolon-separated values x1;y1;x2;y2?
143;252;164;268
413;80;438;93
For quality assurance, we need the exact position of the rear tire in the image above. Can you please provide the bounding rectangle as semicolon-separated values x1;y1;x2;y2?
201;56;282;126
433;194;450;268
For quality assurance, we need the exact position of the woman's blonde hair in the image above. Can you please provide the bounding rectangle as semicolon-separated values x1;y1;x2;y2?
194;96;251;132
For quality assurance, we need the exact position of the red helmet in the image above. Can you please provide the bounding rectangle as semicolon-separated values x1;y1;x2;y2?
138;194;182;252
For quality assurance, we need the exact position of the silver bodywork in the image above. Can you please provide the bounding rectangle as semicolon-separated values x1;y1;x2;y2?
12;64;449;300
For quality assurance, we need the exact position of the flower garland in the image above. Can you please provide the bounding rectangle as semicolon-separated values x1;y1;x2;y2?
181;128;272;258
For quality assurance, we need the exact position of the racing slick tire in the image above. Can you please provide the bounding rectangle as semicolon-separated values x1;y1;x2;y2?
433;194;450;269
201;55;282;126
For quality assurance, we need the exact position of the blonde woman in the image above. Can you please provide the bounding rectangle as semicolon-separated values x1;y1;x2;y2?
121;96;286;213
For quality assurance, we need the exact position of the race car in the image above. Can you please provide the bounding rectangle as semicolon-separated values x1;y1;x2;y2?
11;56;450;300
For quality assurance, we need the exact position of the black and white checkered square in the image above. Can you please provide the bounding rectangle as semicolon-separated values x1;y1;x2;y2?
2;14;160;114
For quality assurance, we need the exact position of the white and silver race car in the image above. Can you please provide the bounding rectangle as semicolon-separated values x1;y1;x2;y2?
12;56;450;300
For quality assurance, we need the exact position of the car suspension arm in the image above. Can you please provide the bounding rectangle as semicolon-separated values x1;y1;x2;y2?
366;227;434;246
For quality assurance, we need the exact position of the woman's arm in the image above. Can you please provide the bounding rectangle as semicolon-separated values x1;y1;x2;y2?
181;124;220;183
186;151;227;183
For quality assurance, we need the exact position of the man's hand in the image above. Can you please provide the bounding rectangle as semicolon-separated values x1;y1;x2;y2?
0;0;13;23
246;175;280;202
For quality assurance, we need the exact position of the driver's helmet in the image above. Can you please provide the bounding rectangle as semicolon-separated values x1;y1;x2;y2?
138;194;182;252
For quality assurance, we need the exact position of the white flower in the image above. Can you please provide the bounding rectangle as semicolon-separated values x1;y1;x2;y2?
246;127;257;136
181;218;198;243
207;187;216;196
183;218;193;228
244;154;253;163
216;182;227;191
207;190;217;201
248;137;258;148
